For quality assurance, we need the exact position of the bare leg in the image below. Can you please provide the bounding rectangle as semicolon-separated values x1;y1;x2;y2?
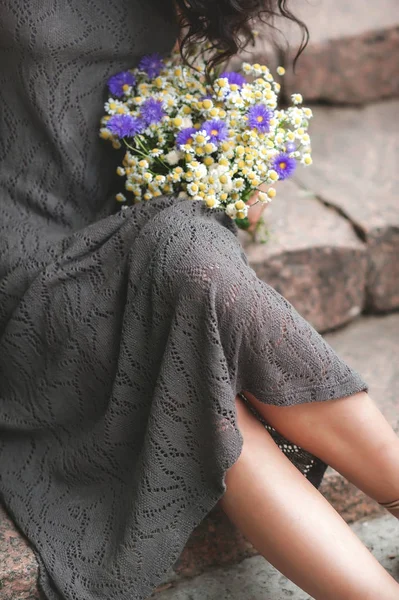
220;396;399;598
241;390;399;518
219;395;399;600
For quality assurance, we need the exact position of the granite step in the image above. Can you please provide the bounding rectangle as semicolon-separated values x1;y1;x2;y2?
273;0;399;105
293;100;399;314
2;314;398;597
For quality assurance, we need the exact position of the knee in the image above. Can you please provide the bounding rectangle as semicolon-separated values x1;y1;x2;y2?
156;225;238;302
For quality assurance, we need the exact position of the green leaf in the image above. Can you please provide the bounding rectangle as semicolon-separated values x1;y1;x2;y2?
235;216;250;230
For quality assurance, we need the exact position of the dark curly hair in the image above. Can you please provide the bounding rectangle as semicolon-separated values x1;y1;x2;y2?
174;0;309;74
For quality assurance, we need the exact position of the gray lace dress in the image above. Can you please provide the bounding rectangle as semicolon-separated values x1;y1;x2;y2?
0;1;368;599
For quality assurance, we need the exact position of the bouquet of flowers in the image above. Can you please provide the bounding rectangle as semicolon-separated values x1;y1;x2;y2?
100;49;313;229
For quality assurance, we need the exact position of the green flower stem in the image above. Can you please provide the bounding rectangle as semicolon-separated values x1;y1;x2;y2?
124;139;149;159
136;135;170;171
124;138;169;173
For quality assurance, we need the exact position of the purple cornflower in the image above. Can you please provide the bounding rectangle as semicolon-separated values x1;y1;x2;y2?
247;104;272;133
107;114;144;138
219;71;247;88
138;53;165;78
107;70;136;98
285;141;297;153
176;127;197;148
202;120;228;143
140;98;165;125
272;152;297;180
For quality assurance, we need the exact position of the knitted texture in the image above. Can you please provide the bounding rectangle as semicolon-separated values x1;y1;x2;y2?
0;1;368;599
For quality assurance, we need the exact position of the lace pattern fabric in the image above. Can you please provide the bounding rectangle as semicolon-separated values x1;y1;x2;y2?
0;2;368;599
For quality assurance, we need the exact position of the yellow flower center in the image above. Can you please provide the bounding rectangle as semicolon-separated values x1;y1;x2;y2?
279;162;287;169
256;116;264;122
211;129;218;136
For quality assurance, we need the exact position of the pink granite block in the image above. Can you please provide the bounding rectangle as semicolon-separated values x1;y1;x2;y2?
0;505;40;599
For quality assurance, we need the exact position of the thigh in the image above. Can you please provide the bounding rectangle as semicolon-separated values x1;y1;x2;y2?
241;390;399;504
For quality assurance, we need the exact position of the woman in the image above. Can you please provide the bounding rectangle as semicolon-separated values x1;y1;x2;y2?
0;1;398;599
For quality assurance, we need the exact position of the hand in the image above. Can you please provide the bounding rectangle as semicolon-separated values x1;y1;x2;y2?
245;183;273;233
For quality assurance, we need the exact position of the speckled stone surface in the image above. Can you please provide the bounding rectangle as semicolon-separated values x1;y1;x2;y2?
0;504;40;599
238;180;367;334
294;101;399;313
152;515;399;599
319;471;386;524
